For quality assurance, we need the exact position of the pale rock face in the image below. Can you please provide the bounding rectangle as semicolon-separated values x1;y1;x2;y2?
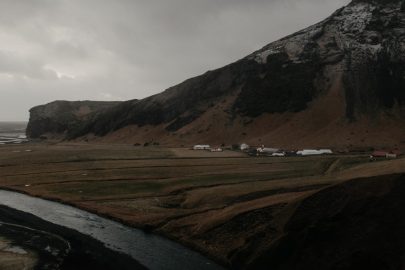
251;0;403;65
254;48;279;64
338;3;374;33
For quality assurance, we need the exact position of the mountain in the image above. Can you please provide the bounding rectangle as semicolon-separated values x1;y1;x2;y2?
26;101;121;139
27;0;405;149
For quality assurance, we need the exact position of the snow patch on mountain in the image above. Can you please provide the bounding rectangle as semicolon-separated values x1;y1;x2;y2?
253;48;280;64
337;3;375;33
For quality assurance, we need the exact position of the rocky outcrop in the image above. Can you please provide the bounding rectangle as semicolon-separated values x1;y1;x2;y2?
26;101;121;139
28;0;405;146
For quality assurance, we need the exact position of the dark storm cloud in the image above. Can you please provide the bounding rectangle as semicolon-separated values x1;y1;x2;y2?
0;0;349;121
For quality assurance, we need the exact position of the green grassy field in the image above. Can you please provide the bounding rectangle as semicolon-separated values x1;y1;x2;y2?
1;142;404;268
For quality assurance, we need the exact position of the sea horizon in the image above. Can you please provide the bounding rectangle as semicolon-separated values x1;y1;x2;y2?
0;121;28;144
0;120;28;123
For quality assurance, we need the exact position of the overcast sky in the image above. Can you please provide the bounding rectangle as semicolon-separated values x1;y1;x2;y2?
0;0;349;121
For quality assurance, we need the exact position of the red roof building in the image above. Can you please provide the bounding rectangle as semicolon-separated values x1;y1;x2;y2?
371;151;388;158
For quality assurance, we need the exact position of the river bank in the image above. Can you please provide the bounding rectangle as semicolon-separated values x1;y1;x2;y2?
0;234;37;270
0;205;144;270
0;189;224;270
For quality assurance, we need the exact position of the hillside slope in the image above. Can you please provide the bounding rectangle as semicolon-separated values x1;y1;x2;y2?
27;0;405;148
249;173;405;270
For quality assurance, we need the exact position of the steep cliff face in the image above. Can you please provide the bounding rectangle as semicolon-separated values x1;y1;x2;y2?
242;0;405;119
340;0;405;119
26;101;121;139
28;0;405;147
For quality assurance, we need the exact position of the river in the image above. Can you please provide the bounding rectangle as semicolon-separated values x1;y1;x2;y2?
0;190;224;270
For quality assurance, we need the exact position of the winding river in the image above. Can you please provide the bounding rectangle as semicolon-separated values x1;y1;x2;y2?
0;190;224;270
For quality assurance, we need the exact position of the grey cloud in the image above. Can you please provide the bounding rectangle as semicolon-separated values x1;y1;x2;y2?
0;51;59;80
0;0;349;121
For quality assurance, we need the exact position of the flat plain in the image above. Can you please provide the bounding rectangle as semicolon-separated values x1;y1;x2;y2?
1;142;404;268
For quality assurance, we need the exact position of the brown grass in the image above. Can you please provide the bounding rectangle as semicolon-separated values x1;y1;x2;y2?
0;142;404;267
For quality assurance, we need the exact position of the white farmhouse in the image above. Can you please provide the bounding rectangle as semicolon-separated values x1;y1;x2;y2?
193;145;211;150
297;149;333;156
319;149;333;154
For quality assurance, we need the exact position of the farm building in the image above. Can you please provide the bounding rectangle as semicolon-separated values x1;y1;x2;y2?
257;147;279;154
320;149;333;154
386;153;397;159
370;151;399;159
297;149;333;156
240;143;249;151
371;151;388;158
193;145;211;150
272;152;286;157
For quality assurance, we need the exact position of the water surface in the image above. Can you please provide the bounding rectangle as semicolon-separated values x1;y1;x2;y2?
0;190;224;270
0;122;28;144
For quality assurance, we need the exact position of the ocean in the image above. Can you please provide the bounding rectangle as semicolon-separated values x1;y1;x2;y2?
0;122;28;145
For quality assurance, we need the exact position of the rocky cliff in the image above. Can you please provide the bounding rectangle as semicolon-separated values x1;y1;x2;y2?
28;0;405;148
26;101;121;139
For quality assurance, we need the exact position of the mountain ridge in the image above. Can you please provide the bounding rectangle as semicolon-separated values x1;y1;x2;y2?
27;0;405;149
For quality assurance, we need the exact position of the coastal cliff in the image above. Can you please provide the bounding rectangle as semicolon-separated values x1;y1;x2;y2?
27;101;121;139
